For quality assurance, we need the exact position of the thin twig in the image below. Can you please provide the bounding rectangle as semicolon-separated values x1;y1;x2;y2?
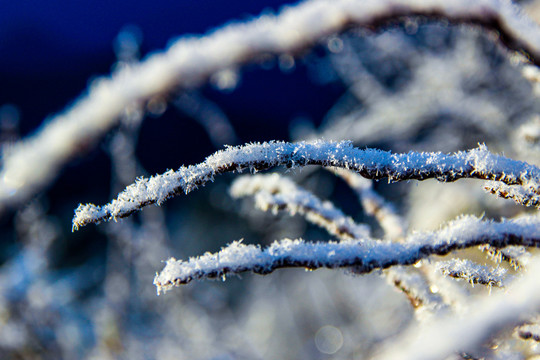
436;259;507;288
230;173;370;240
154;214;540;292
73;140;540;230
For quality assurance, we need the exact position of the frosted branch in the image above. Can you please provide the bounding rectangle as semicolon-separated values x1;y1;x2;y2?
230;173;369;240
484;182;540;209
332;167;407;239
385;267;449;314
436;259;507;288
154;214;540;293
480;245;530;269
373;256;540;360
4;0;540;209
73;140;540;230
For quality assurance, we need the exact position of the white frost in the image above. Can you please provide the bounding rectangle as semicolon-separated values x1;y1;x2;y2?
73;141;540;230
231;173;370;240
154;214;540;293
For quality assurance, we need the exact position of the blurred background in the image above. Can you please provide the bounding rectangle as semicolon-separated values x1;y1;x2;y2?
1;0;540;359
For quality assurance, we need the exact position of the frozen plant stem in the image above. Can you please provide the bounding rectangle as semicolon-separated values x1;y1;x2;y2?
436;259;507;288
331;167;407;240
73;140;540;230
154;214;540;293
230;173;370;240
484;181;540;209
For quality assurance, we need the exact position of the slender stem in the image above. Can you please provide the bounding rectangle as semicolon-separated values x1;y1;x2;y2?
154;215;540;292
73;141;540;230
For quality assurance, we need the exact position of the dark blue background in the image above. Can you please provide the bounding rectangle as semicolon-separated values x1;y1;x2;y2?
0;0;340;137
0;0;344;241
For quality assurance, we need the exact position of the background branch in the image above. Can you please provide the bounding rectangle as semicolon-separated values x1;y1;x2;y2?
4;0;540;211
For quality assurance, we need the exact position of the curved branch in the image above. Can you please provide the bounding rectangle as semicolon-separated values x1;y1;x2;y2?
331;167;407;240
484;182;540;209
4;0;540;210
436;259;507;288
230;173;370;240
73;140;540;230
153;214;540;293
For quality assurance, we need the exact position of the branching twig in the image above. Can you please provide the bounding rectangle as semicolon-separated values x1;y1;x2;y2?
484;182;540;209
230;173;370;240
154;214;539;293
436;259;507;288
331;167;407;240
73;140;540;230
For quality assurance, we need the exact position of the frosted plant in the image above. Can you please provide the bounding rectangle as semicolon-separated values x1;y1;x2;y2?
3;0;540;358
72;140;540;228
435;259;507;288
73;139;540;357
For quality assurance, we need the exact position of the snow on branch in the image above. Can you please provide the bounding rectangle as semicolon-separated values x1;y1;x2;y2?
4;0;540;210
73;140;540;231
435;258;507;288
230;173;370;240
373;256;540;360
153;214;540;293
480;245;530;270
484;181;540;209
331;167;407;240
